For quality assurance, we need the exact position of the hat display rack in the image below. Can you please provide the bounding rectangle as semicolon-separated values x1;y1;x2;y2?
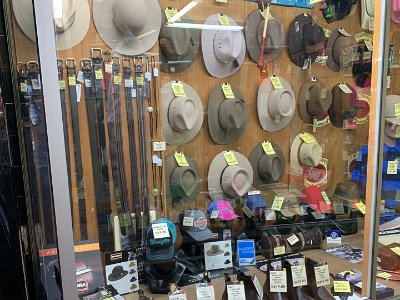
10;0;382;297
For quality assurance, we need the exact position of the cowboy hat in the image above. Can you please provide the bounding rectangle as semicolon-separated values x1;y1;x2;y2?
161;81;204;145
206;244;224;256
13;0;90;50
208;84;247;144
299;79;333;124
361;0;375;30
159;11;200;73
257;76;296;132
329;83;358;128
245;9;285;64
93;0;161;56
201;14;246;78
322;0;357;23
290;132;323;175
288;13;325;68
108;266;128;282
248;142;285;190
165;153;200;203
208;151;253;200
385;95;400;126
326;29;358;72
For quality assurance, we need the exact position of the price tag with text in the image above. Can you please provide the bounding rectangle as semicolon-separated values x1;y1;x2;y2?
210;211;219;219
287;234;299;245
172;81;186;97
395;103;400;117
174;152;190;167
273;246;285;256
95;69;103;80
314;265;330;287
218;14;231;26
333;281;351;293
377;272;392;279
165;8;180;22
223;151;239;166
339;83;353;94
196;284;215;300
221;83;235;99
270;270;287;292
262;141;276;155
183;217;194;227
59;80;66;90
68;76;76;86
113;75;121;85
387;160;398;175
152;223;170;239
227;284;245;300
270;76;283;89
136;75;144;86
321;191;331;204
291;265;307;287
355;202;366;215
271;196;284;211
300;133;315;144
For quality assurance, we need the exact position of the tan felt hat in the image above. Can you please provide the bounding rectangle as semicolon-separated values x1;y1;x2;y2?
93;0;161;56
257;76;296;132
290;133;323;175
208;151;253;200
13;0;90;50
201;14;246;78
161;82;204;146
245;9;285;64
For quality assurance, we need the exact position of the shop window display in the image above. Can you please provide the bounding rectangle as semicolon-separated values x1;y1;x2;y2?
6;0;400;298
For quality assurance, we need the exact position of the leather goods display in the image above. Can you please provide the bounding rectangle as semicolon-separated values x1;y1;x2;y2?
378;243;400;271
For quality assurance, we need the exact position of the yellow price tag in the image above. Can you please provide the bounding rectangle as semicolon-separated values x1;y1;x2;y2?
270;76;283;89
114;75;121;85
273;246;285;256
339;83;353;94
262;141;276;155
300;133;315;144
321;191;331;205
164;8;180;22
95;69;103;80
355;202;366;215
68;76;76;86
223;151;239;166
391;247;400;256
172;81;187;97
395;103;400;117
216;0;228;3
259;10;274;19
333;281;351;293
136;75;144;87
377;272;392;279
387;160;398;175
221;83;235;99
271;196;284;211
323;28;332;38
59;80;66;90
174;152;190;167
218;14;231;26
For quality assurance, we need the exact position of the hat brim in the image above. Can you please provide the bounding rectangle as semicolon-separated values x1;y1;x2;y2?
386;117;400;126
326;29;342;72
108;270;128;282
146;246;174;261
208;85;247;144
159;13;200;73
208;151;253;200
244;10;284;64
257;76;295;132
299;79;333;124
13;0;90;50
165;153;200;203
93;0;161;56
201;14;246;78
187;228;215;241
290;132;319;175
161;82;204;145
248;143;285;190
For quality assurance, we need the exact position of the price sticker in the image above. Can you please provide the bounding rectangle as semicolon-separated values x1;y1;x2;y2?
300;132;315;144
114;75;121;85
172;81;186;97
95;69;103;80
387;160;398;175
196;284;215;300
390;247;400;256
216;0;228;3
174;152;190;167
20;82;28;93
291;265;307;287
169;291;187;300
183;217;194;227
377;272;392;279
262;141;276;155
59;80;66;90
153;141;166;152
271;196;284;211
84;79;91;87
210;211;219;219
218;14;231;26
333;202;345;214
221;83;235;99
339;83;353;94
242;205;253;218
333;281;351;293
68;76;76;86
151;223;170;239
355;202;366;215
287;234;300;245
227;284;245;300
165;8;180;22
315;56;328;64
273;246;285;256
223;151;239;166
314;264;330;287
104;63;112;74
323;28;332;38
270;76;283;89
270;270;287;293
136;75;144;87
321;191;331;204
395;103;400;117
248;190;261;195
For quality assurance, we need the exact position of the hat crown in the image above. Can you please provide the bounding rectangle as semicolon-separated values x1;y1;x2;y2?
218;99;246;130
256;19;283;52
168;97;198;132
160;26;191;59
213;30;243;64
170;166;199;197
299;142;322;167
221;165;251;197
111;266;124;276
307;85;330;117
258;154;283;182
332;36;357;66
303;23;324;45
113;0;147;35
268;89;295;118
53;0;76;34
211;245;220;252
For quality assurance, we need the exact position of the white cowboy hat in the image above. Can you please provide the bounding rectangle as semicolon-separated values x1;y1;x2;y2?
290;133;323;175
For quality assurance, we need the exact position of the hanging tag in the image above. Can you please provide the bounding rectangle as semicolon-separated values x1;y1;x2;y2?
68;76;76;86
76;71;84;83
165;8;180;22
338;27;352;37
300;133;315;144
394;103;400;117
339;83;353;94
355;202;366;214
369;18;374;31
365;41;373;51
183;217;194;227
241;205;253;218
275;115;281;124
152;223;170;239
227;284;245;300
221;83;235;99
84;79;91;88
104;63;112;74
252;276;263;299
270;76;283;89
125;78;134;88
387;160;398;174
136;75;144;87
20;83;28;93
262;141;276;155
260;10;274;19
315;56;328;64
270;270;287;292
174;152;190;167
333;281;351;293
223;151;239;166
302;58;309;70
210;211;219;219
58;80;66;90
114;75;121;85
153;141;166;152
271;196;284;211
218;14;231;26
291;265;307;287
311;211;325;219
273;246;285;256
323;28;332;38
287;234;299;245
145;71;152;82
95;69;103;80
76;84;81;103
153;68;159;78
314;265;330;287
248;190;261;195
321;191;331;204
196;284;216;300
172;81;186;97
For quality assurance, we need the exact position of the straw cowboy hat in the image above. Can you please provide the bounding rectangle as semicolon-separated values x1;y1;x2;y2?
93;0;161;56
